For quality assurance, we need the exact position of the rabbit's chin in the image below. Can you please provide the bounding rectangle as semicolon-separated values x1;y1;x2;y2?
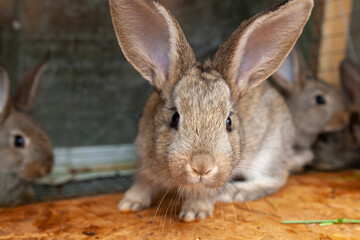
176;179;226;189
18;158;53;181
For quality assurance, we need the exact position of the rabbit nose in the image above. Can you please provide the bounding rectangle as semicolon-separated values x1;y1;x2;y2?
188;154;218;177
189;165;218;178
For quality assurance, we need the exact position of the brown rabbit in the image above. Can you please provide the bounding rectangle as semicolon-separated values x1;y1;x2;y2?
110;0;313;221
0;54;54;207
271;48;349;171
313;59;360;170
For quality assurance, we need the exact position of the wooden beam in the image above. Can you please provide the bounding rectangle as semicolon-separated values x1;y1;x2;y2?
318;0;353;87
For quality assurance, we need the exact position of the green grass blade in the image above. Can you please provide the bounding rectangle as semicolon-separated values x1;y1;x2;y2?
281;218;360;225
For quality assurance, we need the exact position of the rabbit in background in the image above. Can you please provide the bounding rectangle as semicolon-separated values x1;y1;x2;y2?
313;59;360;170
0;54;54;207
110;0;313;222
271;47;349;172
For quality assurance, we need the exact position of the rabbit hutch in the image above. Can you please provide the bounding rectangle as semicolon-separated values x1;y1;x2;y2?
0;0;360;239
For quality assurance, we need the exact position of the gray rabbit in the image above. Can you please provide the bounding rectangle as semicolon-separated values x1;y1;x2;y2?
0;54;54;207
271;47;349;171
313;59;360;170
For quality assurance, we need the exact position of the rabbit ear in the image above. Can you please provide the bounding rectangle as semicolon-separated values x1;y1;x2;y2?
109;0;196;98
0;65;10;124
13;52;50;112
272;48;309;94
213;0;314;97
341;59;360;110
272;49;300;93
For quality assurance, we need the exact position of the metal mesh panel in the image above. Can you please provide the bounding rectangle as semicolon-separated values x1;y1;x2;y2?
31;175;133;204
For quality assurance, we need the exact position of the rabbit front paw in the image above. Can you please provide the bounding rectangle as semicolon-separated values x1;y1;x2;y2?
289;149;314;173
179;198;215;222
118;197;151;212
118;183;152;212
219;180;284;202
218;189;246;203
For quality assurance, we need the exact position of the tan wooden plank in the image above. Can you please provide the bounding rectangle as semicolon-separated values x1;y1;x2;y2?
0;171;360;239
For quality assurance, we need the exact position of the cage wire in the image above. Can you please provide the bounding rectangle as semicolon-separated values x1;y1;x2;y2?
32;175;134;204
20;0;356;203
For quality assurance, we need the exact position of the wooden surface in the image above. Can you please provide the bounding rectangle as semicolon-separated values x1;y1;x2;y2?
1;171;360;240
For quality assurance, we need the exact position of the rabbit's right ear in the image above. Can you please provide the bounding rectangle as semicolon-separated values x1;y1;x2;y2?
109;0;196;98
213;0;314;98
341;59;360;109
0;65;10;124
272;49;300;94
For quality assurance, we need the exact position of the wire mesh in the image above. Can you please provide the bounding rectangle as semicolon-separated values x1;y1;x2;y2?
31;175;134;204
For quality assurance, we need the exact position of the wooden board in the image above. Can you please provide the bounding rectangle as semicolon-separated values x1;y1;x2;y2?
1;171;360;240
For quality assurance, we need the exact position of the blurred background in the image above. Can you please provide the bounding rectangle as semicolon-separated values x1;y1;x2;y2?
0;0;358;201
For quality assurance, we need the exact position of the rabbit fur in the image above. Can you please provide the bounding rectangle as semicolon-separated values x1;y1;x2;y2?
313;59;360;170
0;54;54;207
271;47;349;171
110;0;314;221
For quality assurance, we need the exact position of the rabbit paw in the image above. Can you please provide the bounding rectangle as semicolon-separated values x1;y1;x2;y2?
118;198;151;212
179;199;214;222
179;207;213;222
289;149;314;173
218;189;246;203
219;180;283;203
118;183;152;212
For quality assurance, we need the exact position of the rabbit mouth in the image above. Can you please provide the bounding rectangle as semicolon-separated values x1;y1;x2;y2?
324;110;350;132
178;177;226;189
19;157;54;181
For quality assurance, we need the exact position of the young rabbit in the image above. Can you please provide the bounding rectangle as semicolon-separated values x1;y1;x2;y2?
313;59;360;170
0;54;54;207
110;0;313;221
271;47;349;171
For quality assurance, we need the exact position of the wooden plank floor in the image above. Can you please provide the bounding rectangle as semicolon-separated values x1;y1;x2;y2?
1;171;360;240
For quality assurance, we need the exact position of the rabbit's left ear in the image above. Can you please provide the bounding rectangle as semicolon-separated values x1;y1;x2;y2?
213;0;314;97
0;65;10;124
13;52;50;112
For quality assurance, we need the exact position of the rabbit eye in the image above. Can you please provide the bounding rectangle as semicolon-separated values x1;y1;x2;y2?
14;135;25;148
171;112;180;130
318;133;329;143
226;117;232;132
315;95;326;105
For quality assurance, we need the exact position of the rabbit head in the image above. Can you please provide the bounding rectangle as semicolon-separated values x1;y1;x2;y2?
341;59;360;145
0;54;53;182
313;59;360;170
272;47;349;148
110;0;314;191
